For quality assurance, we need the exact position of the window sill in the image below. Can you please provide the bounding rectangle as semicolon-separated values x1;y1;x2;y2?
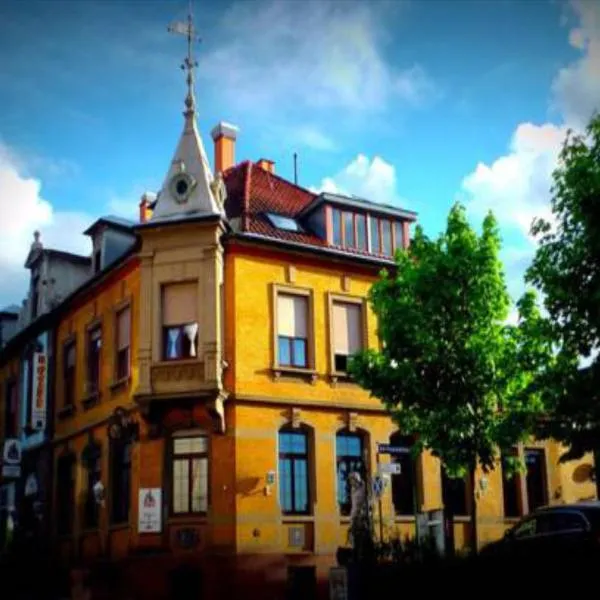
110;376;131;393
450;516;472;523
272;366;317;384
282;515;314;523
155;358;200;367
329;372;357;386
80;527;100;535
57;404;76;420
82;392;101;410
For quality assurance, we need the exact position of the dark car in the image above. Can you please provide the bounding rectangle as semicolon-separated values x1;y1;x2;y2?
481;501;600;561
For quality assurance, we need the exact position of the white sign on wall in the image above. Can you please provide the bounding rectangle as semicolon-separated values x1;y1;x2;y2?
138;488;162;533
378;462;402;476
31;352;48;431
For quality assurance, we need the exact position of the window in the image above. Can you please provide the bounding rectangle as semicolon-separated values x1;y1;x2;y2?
172;435;208;514
502;449;521;518
390;434;416;516
332;301;363;373
525;448;547;512
343;212;355;248
162;283;198;361
394;221;404;251
513;516;537;539
84;450;101;529
4;380;18;438
369;217;380;254
336;432;365;516
56;455;75;535
332;209;343;246
277;293;309;368
86;327;101;395
110;440;132;524
266;213;302;232
381;220;392;256
442;468;469;517
356;214;367;251
331;210;367;251
279;429;310;515
545;511;587;534
31;276;39;319
63;341;76;407
115;306;131;380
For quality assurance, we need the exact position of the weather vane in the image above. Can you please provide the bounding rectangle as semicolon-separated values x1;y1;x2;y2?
168;1;202;115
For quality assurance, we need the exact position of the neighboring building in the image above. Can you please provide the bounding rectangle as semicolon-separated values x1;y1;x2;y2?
1;15;597;600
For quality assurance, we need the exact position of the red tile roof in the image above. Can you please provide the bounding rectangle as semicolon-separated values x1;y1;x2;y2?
222;161;399;261
223;161;325;246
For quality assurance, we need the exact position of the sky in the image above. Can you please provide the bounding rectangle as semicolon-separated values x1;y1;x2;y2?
0;0;598;314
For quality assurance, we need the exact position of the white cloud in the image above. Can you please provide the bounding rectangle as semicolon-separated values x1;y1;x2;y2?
312;153;404;205
552;0;600;130
0;143;93;307
199;1;436;114
289;125;338;152
462;122;566;237
460;1;599;309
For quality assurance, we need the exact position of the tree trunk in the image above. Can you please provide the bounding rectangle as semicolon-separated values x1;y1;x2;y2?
469;464;478;555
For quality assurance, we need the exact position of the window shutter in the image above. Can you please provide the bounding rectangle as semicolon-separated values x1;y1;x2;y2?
117;307;130;350
277;294;308;338
333;302;362;354
162;282;197;326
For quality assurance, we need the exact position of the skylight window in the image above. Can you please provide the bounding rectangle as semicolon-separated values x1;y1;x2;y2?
266;213;302;232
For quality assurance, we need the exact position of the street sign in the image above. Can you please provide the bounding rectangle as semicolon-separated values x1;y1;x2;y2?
372;474;386;498
378;462;402;475
377;443;408;455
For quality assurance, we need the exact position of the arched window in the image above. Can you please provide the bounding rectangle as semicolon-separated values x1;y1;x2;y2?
110;439;132;524
336;431;365;516
390;433;415;516
279;428;310;515
171;432;209;515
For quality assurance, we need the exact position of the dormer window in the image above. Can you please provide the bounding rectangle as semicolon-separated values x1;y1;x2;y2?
331;209;367;252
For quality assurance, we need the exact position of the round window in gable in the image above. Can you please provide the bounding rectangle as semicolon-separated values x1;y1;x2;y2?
169;172;196;204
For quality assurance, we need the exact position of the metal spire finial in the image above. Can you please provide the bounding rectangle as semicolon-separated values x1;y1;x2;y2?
168;1;201;117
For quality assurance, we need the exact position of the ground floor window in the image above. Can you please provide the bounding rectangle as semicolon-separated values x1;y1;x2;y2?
525;448;548;512
279;429;310;515
336;432;365;516
442;468;469;517
110;439;132;524
171;434;209;515
56;455;75;535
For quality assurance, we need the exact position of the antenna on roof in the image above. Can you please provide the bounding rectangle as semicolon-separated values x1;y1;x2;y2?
293;152;298;186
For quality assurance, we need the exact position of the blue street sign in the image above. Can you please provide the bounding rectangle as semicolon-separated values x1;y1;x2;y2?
377;443;407;455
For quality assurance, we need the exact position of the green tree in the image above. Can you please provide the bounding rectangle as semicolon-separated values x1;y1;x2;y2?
350;204;552;553
527;113;600;496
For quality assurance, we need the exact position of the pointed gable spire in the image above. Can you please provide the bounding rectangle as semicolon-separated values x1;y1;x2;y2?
151;5;222;222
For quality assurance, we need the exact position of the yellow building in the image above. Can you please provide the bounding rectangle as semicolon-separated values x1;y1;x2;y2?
1;15;597;600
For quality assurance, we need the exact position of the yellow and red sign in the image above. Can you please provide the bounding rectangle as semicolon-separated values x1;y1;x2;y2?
31;352;47;431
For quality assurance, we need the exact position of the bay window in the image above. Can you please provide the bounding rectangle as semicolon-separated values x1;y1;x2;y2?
162;282;199;361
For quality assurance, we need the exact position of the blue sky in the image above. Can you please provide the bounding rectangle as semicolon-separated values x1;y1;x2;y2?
0;0;598;312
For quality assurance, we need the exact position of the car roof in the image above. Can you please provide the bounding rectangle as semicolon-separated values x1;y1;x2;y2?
535;501;600;513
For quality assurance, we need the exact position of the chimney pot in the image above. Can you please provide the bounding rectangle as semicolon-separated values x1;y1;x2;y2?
211;121;239;174
139;192;157;223
257;159;275;174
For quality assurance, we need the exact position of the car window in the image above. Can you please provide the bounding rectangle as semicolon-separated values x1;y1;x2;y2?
513;517;537;538
544;511;587;534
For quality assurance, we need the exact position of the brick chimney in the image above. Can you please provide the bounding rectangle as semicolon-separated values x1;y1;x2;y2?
139;192;156;223
257;158;275;174
211;122;239;174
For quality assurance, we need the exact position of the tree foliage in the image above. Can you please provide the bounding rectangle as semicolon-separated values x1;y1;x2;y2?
350;203;553;487
527;113;600;463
